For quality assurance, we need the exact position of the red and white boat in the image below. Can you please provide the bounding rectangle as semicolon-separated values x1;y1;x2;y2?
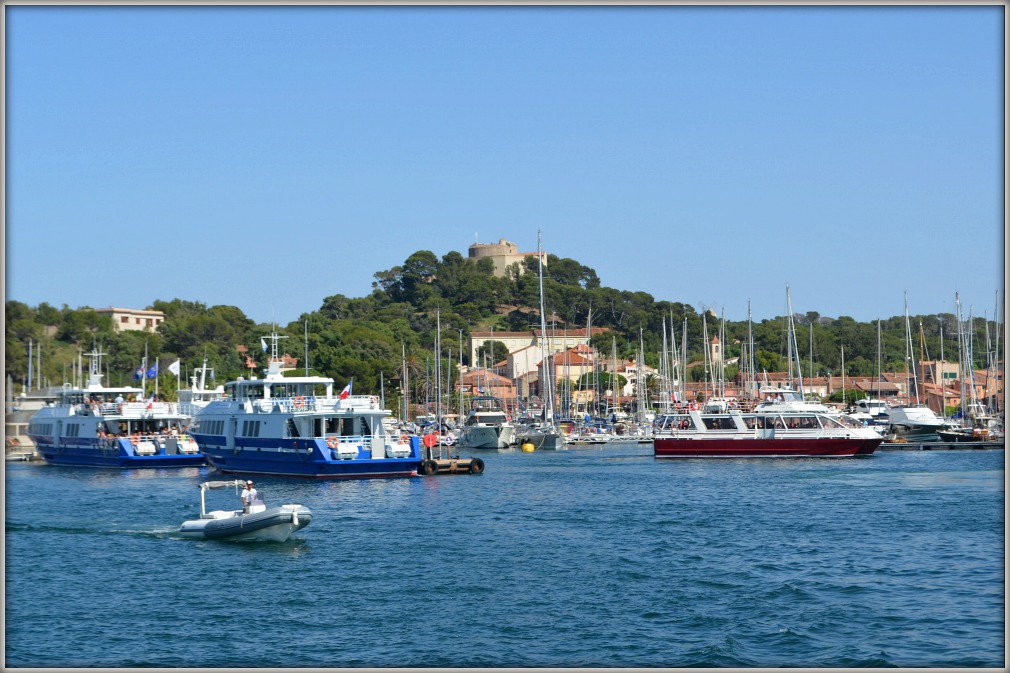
653;408;883;458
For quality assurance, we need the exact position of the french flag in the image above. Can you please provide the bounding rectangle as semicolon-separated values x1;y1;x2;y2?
339;379;352;400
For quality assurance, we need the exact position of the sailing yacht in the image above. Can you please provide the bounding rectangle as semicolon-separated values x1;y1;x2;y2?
886;294;953;440
515;230;566;451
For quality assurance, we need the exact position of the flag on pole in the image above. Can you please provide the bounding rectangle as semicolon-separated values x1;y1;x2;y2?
167;360;181;377
133;358;147;381
339;379;352;400
146;362;159;378
261;338;268;352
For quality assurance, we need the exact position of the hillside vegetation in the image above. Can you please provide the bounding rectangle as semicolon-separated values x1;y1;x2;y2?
5;250;997;401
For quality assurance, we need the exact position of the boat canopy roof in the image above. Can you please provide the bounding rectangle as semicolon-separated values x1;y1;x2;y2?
199;480;247;491
57;383;144;402
758;386;804;402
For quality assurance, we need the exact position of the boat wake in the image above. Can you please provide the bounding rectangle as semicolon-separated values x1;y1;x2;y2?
6;521;177;538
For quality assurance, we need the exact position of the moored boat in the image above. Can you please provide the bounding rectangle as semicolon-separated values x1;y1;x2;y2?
654;408;882;458
27;348;203;468
188;333;421;479
886;404;953;441
179;479;312;541
176;357;226;417
457;396;516;449
515;423;567;450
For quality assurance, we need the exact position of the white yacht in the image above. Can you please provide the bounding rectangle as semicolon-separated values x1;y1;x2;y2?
457;396;516;449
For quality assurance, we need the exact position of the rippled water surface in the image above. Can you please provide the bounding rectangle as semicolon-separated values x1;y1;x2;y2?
5;445;1004;667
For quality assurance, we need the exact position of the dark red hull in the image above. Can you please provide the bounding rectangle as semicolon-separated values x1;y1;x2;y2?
653;436;882;458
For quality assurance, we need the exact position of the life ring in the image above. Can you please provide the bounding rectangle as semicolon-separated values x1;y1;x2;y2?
130;434;140;446
399;435;410;445
326;436;339;449
293;396;305;410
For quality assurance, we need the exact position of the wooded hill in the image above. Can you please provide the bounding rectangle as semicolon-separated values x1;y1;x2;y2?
5;249;1000;402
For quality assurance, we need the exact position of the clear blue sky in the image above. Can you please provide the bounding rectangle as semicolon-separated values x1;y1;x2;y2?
5;5;1005;326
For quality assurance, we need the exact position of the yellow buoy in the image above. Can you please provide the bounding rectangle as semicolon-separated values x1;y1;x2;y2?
521;442;535;452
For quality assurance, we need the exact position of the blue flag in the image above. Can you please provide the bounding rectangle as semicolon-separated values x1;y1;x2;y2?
133;367;144;381
146;363;158;378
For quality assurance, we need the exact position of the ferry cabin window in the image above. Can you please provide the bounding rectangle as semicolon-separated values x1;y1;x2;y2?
271;385;292;399
783;416;817;429
702;417;735;430
758;416;788;429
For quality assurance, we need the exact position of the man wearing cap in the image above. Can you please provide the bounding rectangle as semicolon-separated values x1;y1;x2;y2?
240;480;265;514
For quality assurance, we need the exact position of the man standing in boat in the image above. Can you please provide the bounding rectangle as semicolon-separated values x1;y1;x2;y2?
240;480;265;514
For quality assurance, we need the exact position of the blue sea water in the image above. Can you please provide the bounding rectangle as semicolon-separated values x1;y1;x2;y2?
4;444;1005;668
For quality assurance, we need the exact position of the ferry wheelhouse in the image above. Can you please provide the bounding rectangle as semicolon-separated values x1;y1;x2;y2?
28;349;202;468
654;408;882;458
188;335;420;479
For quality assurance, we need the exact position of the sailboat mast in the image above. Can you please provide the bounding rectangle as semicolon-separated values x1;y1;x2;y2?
786;287;794;387
638;327;646;424
681;317;688;406
876;319;883;401
435;309;442;426
841;345;846;407
401;342;409;425
536;230;554;425
747;301;756;401
903;292;918;405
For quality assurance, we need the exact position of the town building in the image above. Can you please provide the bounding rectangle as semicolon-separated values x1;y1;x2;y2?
95;307;165;333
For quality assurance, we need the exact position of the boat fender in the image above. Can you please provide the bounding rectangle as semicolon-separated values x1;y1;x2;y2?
421;459;438;476
326;436;339;449
468;457;485;475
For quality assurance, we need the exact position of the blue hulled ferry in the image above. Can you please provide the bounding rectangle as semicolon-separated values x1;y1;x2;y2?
188;333;421;479
28;349;204;468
